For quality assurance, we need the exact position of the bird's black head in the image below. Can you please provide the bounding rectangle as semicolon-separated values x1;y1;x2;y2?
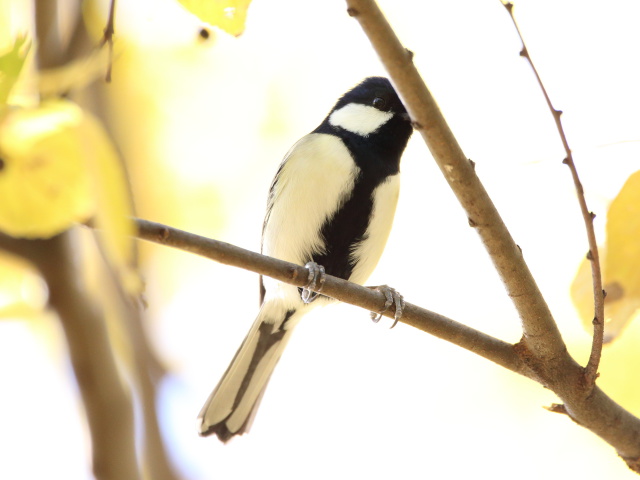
332;76;409;120
315;77;413;167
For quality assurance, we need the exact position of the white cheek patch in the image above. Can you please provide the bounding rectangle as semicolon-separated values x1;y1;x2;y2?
329;103;393;136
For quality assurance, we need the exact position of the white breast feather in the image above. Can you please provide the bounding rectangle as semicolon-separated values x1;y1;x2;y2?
348;174;400;286
262;134;359;298
329;104;393;136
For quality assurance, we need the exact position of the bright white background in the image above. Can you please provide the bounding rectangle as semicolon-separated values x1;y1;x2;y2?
1;0;640;478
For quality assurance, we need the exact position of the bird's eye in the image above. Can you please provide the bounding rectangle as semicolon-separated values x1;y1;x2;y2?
372;97;387;110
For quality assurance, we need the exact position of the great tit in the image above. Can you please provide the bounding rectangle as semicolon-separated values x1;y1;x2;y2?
198;76;413;442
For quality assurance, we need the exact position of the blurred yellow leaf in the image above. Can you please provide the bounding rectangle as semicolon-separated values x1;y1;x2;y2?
571;170;640;342
0;36;30;106
176;0;252;37
0;101;95;237
0;99;140;292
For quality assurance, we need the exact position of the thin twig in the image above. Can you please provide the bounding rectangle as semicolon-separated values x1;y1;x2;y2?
133;218;528;377
100;0;116;82
502;1;604;389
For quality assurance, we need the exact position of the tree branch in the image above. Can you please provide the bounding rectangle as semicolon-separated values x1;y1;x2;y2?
342;0;640;471
134;218;528;378
345;0;566;364
502;1;604;389
134;217;640;469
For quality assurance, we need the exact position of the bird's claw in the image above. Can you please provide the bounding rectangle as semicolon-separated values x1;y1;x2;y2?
369;285;405;328
301;262;326;303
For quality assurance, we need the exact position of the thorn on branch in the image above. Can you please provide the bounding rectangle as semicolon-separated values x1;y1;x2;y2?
405;48;414;60
586;250;593;261
519;47;528;58
544;403;568;415
347;7;359;17
468;217;478;228
516;244;522;254
590;211;596;221
468;158;476;170
411;121;423;130
601;289;607;299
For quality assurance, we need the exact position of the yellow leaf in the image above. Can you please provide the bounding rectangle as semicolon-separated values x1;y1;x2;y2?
0;101;95;237
606;171;640;295
571;170;640;342
177;0;252;37
0;36;30;106
603;170;640;340
0;99;139;292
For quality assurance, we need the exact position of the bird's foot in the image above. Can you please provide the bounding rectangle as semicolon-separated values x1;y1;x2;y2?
369;285;405;328
301;262;326;304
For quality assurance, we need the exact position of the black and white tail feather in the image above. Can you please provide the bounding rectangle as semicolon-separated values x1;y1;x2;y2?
198;77;413;442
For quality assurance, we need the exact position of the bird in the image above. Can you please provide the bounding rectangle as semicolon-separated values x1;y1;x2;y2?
197;76;413;442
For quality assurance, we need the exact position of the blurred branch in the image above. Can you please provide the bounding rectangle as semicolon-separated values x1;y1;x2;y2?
128;308;180;480
134;218;528;377
502;1;604;389
98;246;180;480
99;0;117;82
63;2;179;476
34;0;64;68
29;1;179;478
343;0;640;472
31;2;140;479
0;232;140;480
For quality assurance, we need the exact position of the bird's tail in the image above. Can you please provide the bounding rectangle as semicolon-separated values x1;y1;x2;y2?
197;301;299;442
